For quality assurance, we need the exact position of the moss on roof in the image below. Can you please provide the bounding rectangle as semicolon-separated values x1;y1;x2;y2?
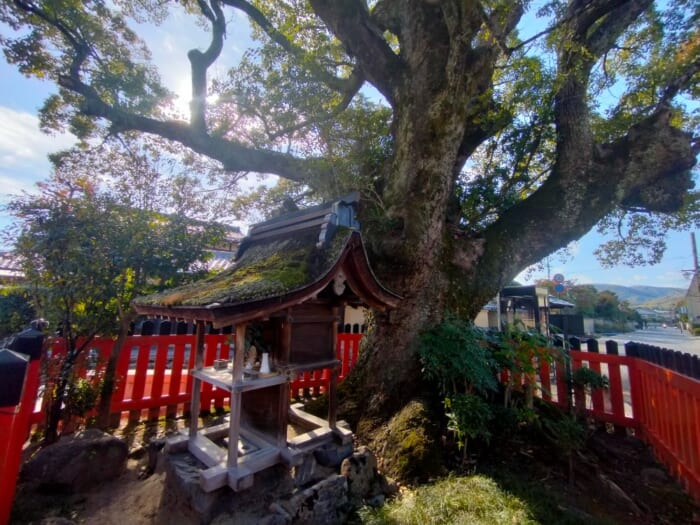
135;227;353;308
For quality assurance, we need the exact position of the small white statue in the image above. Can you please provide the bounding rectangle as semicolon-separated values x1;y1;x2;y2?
260;352;271;374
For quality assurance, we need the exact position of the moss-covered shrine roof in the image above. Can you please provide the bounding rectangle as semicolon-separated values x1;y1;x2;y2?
133;196;399;326
136;227;352;308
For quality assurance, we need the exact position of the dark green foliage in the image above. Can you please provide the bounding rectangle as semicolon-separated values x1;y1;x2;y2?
419;318;565;457
419;317;498;397
64;377;102;418
0;287;35;338
445;393;494;451
419;318;500;454
572;367;609;392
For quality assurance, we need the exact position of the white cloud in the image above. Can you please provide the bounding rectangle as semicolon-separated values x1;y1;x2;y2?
0;107;75;186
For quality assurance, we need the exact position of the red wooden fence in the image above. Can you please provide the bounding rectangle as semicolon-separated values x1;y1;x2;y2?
31;333;364;426
528;348;700;501
9;334;700;505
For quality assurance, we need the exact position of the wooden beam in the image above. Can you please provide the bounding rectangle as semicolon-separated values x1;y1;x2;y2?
277;381;290;449
289;403;353;444
227;323;247;468
189;320;206;439
288;427;334;448
199;464;228;492
228;465;254;491
188;434;226;468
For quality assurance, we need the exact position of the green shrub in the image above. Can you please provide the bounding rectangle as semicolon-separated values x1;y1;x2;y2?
64;377;103;417
419;317;498;397
572;366;609;391
418;318;500;455
445;393;494;454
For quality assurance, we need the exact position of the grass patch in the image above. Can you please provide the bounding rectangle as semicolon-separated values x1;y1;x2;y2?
357;475;536;525
356;473;616;525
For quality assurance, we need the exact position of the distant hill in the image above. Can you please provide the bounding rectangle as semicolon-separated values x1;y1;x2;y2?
592;284;685;308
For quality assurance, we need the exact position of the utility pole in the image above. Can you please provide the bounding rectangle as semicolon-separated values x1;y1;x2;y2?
684;233;700;325
691;232;700;294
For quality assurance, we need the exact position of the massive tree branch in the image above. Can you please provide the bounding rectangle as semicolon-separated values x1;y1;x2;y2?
308;0;405;105
58;76;324;183
459;106;696;303
552;0;651;234
189;0;226;132
583;0;652;58
222;0;365;96
661;55;700;103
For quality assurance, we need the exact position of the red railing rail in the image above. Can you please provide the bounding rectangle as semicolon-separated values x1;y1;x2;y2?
12;333;700;504
30;332;363;426
631;358;700;500
521;348;699;501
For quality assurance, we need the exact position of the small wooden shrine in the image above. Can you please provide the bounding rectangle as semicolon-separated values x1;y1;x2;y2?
133;194;399;492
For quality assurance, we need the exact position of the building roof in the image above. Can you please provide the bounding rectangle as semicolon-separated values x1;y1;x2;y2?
0;252;24;282
133;195;400;327
548;296;575;309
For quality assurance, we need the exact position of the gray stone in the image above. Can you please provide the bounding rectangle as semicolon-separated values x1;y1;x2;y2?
257;513;291;525
340;446;379;504
164;452;221;520
641;467;669;485
279;474;349;525
293;452;337;488
20;429;128;492
313;442;354;468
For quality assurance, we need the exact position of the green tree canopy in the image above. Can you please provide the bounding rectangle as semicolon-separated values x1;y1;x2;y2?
4;143;226;440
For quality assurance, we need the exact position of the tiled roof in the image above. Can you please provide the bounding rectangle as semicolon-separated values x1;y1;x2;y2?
136;226;353;308
133;195;399;326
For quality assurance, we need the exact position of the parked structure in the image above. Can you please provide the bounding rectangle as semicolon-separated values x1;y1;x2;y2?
475;285;577;333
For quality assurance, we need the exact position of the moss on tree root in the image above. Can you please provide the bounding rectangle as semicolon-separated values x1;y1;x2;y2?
369;399;443;484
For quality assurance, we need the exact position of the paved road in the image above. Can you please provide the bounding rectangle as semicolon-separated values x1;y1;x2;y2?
596;326;700;356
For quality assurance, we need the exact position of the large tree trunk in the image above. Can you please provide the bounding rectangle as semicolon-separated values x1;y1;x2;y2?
340;95;471;443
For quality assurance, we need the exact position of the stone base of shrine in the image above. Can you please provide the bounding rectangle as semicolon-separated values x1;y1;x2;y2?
162;430;381;524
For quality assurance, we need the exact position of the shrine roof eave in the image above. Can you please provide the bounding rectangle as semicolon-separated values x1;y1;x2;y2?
133;231;400;328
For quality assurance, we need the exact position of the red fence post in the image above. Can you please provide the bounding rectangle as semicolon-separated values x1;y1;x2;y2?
604;340;626;428
538;356;552;402
0;349;29;525
0;327;44;524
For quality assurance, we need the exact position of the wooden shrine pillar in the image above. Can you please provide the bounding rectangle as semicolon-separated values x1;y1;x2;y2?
328;307;340;429
227;322;246;469
277;315;292;448
190;320;206;439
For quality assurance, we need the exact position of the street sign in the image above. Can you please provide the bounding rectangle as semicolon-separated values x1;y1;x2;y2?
554;283;565;293
553;273;565;283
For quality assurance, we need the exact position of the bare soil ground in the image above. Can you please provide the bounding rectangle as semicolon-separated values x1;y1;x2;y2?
11;416;700;525
474;423;700;525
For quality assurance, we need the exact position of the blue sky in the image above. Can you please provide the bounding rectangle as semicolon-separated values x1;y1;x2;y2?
0;7;697;291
